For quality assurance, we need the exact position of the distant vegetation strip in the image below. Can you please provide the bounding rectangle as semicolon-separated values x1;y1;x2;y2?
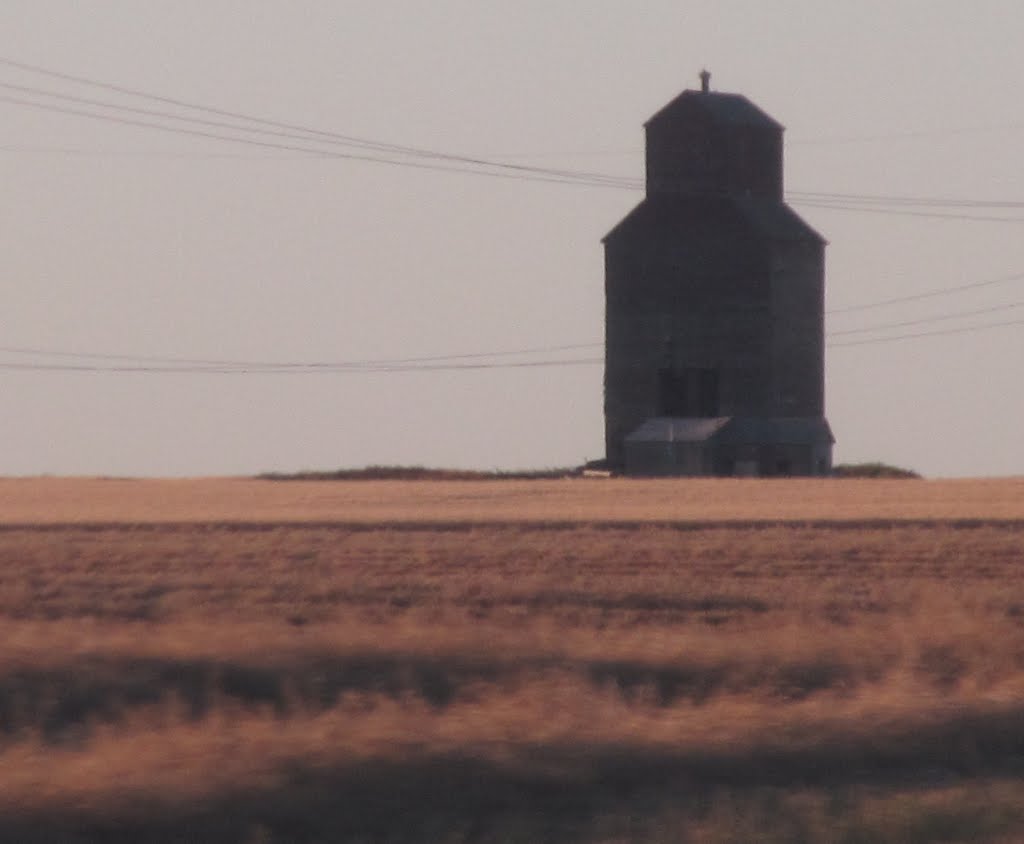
257;465;581;481
832;462;922;479
259;462;921;481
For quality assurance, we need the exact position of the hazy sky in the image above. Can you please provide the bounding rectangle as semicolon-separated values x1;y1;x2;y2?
2;1;1023;478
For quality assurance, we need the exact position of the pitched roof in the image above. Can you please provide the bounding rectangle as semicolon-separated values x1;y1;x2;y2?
603;194;824;245
734;196;827;243
645;90;783;131
626;416;835;446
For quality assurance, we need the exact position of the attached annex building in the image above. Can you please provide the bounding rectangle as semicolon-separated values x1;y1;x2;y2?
603;72;834;476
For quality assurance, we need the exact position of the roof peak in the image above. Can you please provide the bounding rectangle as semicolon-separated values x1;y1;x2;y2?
645;88;783;130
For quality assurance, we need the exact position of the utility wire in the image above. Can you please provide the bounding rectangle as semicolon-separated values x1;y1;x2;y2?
10;57;1024;210
0;93;640;190
7;288;1024;374
1;48;1004;155
11;92;1024;221
0;143;296;159
0;59;637;188
0;342;603;370
827;301;1024;336
794;199;1024;223
0;357;604;374
5;263;1024;372
827;270;1024;314
5;302;1024;375
828;317;1024;347
790;189;1024;209
3;307;1023;375
790;124;1024;145
10;71;1024;217
8;92;1024;219
2;58;1024;372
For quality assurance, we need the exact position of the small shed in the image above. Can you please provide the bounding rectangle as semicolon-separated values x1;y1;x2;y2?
624;416;834;477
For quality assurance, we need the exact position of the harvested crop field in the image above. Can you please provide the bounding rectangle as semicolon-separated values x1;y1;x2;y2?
6;475;1024;522
2;477;1024;842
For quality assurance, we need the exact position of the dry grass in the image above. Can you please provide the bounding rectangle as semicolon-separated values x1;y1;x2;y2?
2;474;1024;523
1;478;1024;841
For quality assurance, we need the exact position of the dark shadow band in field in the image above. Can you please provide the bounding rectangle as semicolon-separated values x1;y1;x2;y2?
4;706;1024;843
0;645;873;739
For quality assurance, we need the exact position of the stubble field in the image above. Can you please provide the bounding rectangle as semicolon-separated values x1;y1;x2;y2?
2;477;1024;842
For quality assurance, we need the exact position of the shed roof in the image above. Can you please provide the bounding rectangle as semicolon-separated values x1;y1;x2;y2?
717;417;835;446
626;416;835;446
645;90;783;131
625;417;732;443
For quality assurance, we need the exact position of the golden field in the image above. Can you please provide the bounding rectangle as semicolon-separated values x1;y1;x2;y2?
1;476;1024;842
5;474;1024;522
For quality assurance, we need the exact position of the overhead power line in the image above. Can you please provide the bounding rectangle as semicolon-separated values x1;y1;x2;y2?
827;300;1024;335
0;57;636;189
828;317;1024;347
0;143;294;159
790;189;1024;209
791;189;1024;222
795;199;1024;224
8;56;1024;218
9;91;1024;220
0;357;604;375
0;93;638;189
5;284;1024;376
1;57;1023;376
790;123;1024;146
827;269;1024;314
3;310;1023;375
3;255;1024;375
0;341;604;371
